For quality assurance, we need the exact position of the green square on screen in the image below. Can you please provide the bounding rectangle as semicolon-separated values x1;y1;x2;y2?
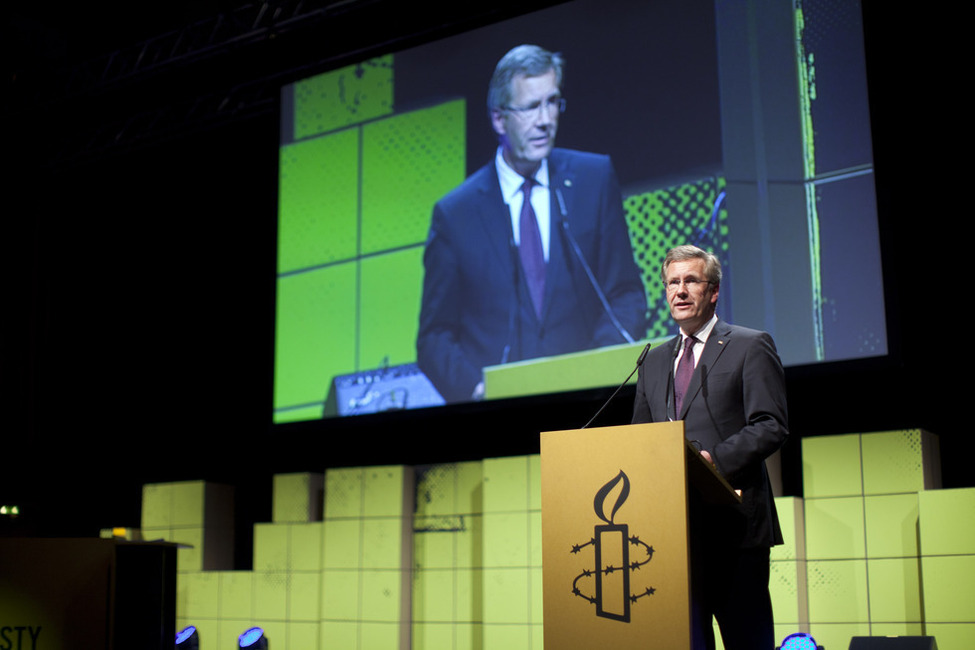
361;99;466;255
292;55;394;139
277;129;359;274
274;262;357;411
359;247;425;369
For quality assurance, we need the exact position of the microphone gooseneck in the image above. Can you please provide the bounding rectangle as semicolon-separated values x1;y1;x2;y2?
666;335;681;420
501;236;519;365
582;342;651;429
556;188;635;345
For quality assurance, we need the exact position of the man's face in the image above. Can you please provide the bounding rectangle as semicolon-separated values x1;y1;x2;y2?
491;69;560;176
664;258;719;335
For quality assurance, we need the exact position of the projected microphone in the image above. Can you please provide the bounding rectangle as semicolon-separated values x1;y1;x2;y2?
557;188;635;344
692;190;725;247
501;237;520;365
582;342;651;429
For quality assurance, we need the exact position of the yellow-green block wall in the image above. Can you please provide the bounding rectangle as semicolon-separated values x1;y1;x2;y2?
145;428;971;650
410;456;542;650
412;461;485;650
770;496;808;643
320;465;414;650
480;456;543;650
800;429;972;649
141;480;233;573
919;488;975;647
273;472;324;524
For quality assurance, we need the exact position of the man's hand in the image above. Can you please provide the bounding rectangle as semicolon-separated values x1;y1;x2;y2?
701;449;742;497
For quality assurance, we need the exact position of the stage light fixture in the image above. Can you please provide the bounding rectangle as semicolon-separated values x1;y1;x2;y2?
239;627;268;649
175;625;199;649
778;632;824;650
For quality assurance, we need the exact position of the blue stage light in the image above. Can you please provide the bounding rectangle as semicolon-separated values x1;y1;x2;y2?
239;627;268;649
778;632;824;650
175;625;198;649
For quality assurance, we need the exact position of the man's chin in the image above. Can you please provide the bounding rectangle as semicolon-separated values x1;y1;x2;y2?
506;148;551;173
532;143;554;158
672;312;701;332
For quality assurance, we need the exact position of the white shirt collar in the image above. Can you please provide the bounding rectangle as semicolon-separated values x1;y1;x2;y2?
495;147;550;199
683;314;718;345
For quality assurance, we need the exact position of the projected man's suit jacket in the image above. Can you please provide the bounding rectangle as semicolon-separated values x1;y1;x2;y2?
418;148;647;403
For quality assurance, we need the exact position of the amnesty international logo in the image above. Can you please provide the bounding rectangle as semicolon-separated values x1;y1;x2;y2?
569;470;656;623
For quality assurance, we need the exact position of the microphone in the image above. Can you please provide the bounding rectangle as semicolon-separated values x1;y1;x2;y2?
666;335;681;420
582;342;651;429
556;188;635;345
698;361;724;457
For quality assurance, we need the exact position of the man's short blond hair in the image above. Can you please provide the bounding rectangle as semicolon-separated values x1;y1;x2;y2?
661;245;722;285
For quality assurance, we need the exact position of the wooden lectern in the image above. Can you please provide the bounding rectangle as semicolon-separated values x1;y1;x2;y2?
540;422;739;649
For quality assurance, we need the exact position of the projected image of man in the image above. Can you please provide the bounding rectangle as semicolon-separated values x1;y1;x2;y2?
417;44;648;403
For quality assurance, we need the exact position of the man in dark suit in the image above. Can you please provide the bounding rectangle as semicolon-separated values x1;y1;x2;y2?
417;44;647;403
631;244;788;650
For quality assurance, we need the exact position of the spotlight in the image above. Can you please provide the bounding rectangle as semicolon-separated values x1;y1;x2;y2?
239;627;268;649
778;632;824;650
175;625;199;650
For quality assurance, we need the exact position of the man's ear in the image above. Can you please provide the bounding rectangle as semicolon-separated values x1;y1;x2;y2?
490;109;506;137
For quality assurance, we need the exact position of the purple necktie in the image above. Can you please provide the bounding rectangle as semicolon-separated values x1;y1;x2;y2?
674;336;698;416
519;177;545;319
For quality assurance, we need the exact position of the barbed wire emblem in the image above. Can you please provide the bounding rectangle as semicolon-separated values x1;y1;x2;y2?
570;470;656;623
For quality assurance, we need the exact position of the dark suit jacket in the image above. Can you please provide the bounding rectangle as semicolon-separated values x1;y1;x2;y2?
631;319;788;548
417;148;647;403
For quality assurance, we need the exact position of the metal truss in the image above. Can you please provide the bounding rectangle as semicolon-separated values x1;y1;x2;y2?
14;0;375;167
58;0;360;98
12;0;552;168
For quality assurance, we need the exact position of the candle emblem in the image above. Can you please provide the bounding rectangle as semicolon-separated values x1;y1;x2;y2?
570;470;656;622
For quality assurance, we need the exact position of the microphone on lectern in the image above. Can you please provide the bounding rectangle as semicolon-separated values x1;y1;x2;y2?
581;342;651;429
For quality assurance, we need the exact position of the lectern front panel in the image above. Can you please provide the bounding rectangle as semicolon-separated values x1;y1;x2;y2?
541;422;692;649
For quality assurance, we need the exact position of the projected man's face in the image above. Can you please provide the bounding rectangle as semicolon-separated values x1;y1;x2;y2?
492;68;561;177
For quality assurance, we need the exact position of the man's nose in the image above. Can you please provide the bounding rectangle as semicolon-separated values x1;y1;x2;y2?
537;107;554;127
